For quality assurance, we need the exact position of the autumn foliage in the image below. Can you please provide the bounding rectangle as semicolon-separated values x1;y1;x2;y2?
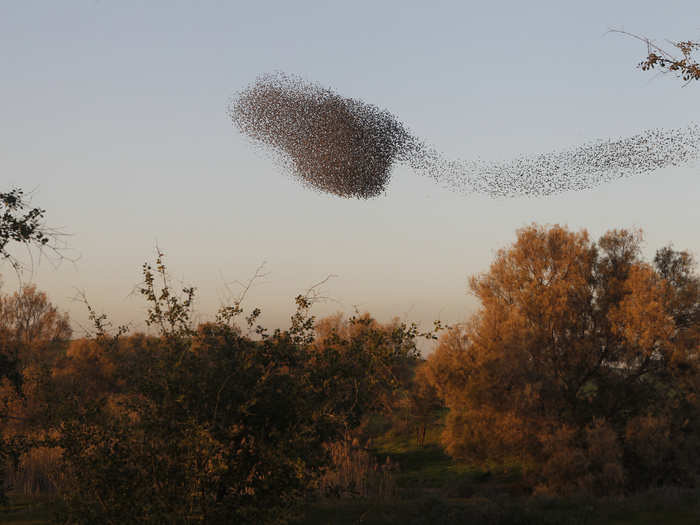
423;225;700;495
0;258;429;523
1;224;699;523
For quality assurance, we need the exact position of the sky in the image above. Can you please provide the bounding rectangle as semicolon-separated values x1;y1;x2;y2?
2;1;699;343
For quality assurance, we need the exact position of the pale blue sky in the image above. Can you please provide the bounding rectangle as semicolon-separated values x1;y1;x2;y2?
2;1;699;338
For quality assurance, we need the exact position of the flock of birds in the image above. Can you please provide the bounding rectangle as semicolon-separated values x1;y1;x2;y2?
229;72;699;199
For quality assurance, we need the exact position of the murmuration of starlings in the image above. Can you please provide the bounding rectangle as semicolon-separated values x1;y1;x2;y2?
229;72;699;199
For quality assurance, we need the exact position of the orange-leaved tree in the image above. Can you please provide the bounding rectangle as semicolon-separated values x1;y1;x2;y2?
425;224;700;495
0;285;72;370
0;285;72;498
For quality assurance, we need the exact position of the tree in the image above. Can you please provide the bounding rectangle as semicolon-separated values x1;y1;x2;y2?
309;312;422;435
40;257;328;523
426;224;700;495
0;285;72;369
39;256;426;523
0;187;61;504
0;286;72;500
0;187;63;393
0;188;65;414
50;326;335;524
613;30;700;84
0;189;56;272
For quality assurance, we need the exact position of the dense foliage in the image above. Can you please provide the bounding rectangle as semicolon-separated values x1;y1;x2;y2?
423;225;700;495
2;224;699;522
1;255;424;523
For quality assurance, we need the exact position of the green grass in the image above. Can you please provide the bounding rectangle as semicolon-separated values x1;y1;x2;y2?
297;424;700;525
371;424;525;500
372;422;473;485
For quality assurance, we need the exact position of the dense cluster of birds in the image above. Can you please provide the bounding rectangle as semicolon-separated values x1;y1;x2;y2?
229;72;699;199
414;126;700;198
230;73;420;198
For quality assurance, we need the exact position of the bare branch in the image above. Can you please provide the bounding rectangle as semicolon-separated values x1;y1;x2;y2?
216;261;270;328
301;273;340;306
221;260;270;307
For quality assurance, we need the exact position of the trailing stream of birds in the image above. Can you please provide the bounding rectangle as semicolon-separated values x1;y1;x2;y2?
229;72;699;199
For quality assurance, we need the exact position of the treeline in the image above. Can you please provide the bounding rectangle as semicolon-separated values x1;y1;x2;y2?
0;255;432;523
0;224;699;524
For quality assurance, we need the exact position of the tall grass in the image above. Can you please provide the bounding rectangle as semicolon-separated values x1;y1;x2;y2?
5;447;63;497
319;440;398;500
